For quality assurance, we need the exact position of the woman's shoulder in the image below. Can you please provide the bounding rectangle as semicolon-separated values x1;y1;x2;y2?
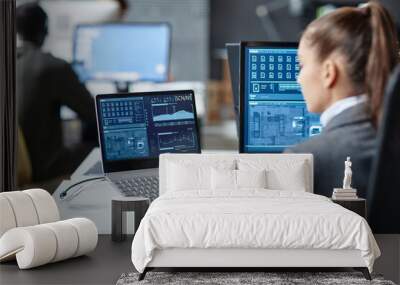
284;132;330;155
285;121;376;159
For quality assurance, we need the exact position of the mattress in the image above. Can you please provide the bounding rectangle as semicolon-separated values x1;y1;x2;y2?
131;190;380;273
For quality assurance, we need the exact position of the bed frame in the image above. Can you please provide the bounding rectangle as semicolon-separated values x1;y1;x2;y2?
138;248;371;280
137;154;372;281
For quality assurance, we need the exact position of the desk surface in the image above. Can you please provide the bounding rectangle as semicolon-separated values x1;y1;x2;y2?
0;235;133;285
53;148;123;234
53;148;238;234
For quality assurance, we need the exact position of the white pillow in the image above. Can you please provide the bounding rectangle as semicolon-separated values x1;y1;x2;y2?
237;159;308;192
167;162;210;191
211;168;267;190
237;169;267;189
211;168;236;190
166;159;236;192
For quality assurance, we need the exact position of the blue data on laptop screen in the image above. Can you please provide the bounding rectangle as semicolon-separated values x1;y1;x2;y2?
243;46;322;153
98;92;199;161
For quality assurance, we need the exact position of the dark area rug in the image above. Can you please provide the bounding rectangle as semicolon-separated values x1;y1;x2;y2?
116;271;396;285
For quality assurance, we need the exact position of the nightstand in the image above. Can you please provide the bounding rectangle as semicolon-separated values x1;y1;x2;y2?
112;197;150;242
331;198;366;218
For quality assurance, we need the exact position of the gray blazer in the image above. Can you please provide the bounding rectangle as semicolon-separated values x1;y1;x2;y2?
285;103;377;198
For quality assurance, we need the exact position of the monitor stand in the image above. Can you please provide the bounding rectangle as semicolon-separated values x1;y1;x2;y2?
115;81;130;93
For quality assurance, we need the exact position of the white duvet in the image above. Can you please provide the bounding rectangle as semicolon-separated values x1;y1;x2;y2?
131;190;380;273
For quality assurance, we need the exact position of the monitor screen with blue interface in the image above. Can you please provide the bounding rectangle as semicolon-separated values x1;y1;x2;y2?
97;91;200;162
241;43;322;153
73;23;170;83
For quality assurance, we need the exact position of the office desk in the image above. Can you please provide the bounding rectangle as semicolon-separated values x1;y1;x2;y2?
53;148;238;234
53;148;121;234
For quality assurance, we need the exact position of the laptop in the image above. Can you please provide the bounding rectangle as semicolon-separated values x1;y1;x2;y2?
95;90;201;200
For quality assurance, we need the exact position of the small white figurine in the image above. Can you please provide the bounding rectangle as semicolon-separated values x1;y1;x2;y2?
343;156;352;189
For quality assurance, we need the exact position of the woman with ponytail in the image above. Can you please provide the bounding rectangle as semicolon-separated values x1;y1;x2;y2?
286;1;399;198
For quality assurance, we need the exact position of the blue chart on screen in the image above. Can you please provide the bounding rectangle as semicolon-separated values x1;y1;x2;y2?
152;101;194;122
244;46;322;152
158;131;196;151
99;93;199;161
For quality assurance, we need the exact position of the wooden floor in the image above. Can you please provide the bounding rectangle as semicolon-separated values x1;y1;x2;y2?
0;235;134;285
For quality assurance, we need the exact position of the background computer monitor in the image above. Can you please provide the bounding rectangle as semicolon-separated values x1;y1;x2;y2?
239;41;322;153
226;43;240;136
73;23;171;84
96;90;201;173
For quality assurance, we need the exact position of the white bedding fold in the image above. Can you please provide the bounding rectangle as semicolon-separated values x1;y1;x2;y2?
131;190;380;273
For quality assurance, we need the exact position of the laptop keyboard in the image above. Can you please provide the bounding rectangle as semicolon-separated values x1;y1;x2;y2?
112;176;159;201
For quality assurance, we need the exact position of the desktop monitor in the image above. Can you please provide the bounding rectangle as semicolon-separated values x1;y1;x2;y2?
73;23;171;83
95;90;201;173
226;43;240;136
239;41;322;153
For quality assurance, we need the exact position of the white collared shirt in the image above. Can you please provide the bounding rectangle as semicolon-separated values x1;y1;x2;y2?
320;94;369;127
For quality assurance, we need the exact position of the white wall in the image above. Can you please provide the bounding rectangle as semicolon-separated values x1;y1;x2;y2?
40;0;120;61
124;0;209;81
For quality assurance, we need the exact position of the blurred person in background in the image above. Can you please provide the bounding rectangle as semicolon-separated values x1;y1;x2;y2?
16;2;97;191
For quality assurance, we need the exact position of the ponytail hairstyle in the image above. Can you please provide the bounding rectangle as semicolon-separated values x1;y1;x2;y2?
302;1;399;126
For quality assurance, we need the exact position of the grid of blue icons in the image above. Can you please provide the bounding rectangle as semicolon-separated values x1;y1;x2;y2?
247;48;302;101
101;100;143;119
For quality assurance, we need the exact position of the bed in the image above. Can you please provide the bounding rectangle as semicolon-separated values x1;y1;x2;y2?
131;153;380;280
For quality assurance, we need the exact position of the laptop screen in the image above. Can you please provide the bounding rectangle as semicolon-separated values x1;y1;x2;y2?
96;90;201;172
240;42;322;153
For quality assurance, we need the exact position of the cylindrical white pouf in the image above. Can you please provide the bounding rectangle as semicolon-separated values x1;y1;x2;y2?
64;218;98;257
1;192;39;227
23;189;60;223
0;196;17;237
43;221;79;262
0;226;57;269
